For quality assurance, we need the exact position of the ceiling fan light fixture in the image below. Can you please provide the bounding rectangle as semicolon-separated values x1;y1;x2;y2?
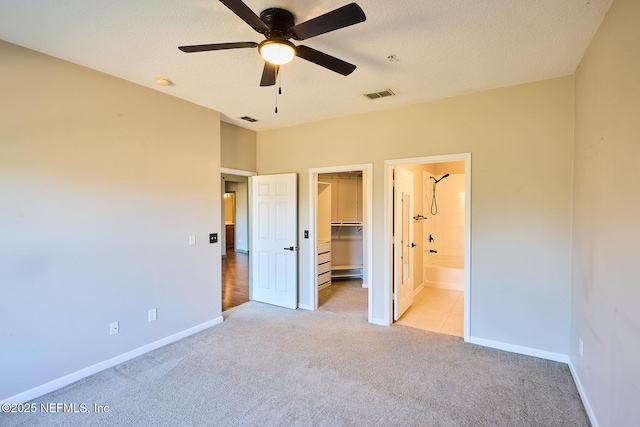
259;39;296;65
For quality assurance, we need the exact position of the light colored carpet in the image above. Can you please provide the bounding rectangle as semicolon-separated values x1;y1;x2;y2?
1;280;589;426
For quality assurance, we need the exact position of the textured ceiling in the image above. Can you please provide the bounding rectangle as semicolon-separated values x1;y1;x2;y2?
0;0;612;131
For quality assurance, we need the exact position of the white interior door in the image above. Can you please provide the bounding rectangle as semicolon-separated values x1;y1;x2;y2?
394;166;414;320
250;173;298;309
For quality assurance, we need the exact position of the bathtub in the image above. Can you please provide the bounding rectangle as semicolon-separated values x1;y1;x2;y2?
424;255;464;291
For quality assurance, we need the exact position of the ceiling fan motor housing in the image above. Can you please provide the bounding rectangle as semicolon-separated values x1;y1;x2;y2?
260;8;295;38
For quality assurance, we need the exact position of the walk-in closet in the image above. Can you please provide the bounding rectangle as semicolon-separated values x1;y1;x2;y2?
317;172;364;290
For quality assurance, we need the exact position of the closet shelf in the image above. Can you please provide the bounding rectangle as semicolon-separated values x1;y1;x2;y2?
332;264;363;270
332;264;363;279
331;221;363;233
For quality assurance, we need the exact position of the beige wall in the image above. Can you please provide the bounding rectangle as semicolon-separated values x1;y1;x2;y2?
0;41;222;400
220;122;255;256
572;0;640;424
258;76;574;355
220;121;256;171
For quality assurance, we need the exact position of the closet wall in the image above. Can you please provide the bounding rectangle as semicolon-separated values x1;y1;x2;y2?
318;172;364;281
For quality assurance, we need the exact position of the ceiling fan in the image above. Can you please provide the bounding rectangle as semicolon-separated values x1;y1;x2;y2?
178;0;366;87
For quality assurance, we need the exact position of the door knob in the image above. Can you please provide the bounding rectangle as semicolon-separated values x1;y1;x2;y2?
411;243;417;248
284;246;295;251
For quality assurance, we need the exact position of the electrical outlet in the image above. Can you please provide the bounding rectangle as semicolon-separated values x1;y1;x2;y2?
579;339;584;357
110;321;119;336
210;233;217;244
189;235;196;245
148;308;157;322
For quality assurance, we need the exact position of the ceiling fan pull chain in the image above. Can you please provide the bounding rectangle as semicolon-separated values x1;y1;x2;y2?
275;66;281;114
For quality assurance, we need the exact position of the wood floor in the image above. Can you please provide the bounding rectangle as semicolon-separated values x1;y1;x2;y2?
221;249;249;312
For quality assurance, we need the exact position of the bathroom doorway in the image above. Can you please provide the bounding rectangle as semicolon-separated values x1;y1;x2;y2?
385;154;471;341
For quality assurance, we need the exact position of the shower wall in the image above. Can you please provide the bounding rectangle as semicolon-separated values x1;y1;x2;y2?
423;162;465;261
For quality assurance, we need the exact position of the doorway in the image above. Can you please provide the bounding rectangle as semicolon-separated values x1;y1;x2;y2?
221;170;254;312
309;164;373;320
385;154;471;341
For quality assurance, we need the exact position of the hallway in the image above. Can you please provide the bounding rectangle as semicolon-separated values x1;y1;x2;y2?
221;250;249;312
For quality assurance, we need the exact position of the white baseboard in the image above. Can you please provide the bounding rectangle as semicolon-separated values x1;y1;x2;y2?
1;316;223;406
413;282;425;297
568;359;599;427
298;303;313;310
468;336;569;363
424;281;464;292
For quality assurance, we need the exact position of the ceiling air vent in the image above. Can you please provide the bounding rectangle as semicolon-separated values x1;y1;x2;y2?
364;89;395;100
240;116;258;123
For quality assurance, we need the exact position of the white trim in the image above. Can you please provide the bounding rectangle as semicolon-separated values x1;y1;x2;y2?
1;317;223;406
363;168;373;324
308;171;319;310
468;336;569;363
383;162;393;326
384;153;472;340
568;359;600;427
308;164;373;323
297;303;313;310
220;167;257;176
463;156;472;342
370;317;388;326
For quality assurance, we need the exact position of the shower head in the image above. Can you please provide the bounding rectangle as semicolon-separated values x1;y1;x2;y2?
431;173;450;184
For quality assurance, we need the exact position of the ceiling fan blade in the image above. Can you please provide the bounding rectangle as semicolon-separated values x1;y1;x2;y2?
260;62;279;86
296;45;356;76
291;3;366;40
219;0;269;34
178;42;258;53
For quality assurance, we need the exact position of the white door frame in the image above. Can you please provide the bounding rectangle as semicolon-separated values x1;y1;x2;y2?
384;153;471;341
221;168;258;177
308;163;373;321
221;168;256;300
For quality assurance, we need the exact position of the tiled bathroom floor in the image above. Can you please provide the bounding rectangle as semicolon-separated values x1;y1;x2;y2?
395;287;464;337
